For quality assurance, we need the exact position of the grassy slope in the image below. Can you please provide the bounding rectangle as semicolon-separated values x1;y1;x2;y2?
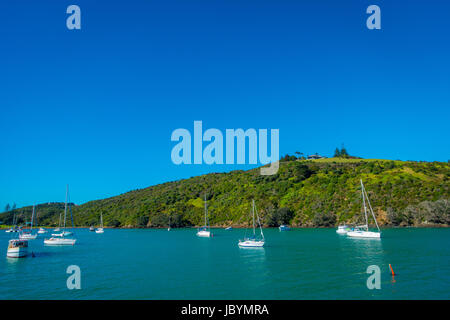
1;158;449;228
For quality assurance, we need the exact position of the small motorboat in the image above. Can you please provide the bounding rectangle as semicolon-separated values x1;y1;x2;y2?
336;225;351;234
37;227;47;234
53;227;61;232
225;226;232;231
279;224;290;231
7;239;28;258
89;226;95;231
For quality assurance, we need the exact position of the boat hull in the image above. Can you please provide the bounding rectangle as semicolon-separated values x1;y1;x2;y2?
95;228;104;233
196;230;211;237
19;234;37;240
238;240;265;247
44;238;76;245
347;231;381;238
7;247;28;258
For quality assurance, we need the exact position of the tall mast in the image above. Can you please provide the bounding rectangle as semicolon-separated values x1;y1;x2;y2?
364;188;380;232
360;179;368;230
31;205;35;231
204;193;207;228
254;200;264;240
63;184;68;231
252;200;256;236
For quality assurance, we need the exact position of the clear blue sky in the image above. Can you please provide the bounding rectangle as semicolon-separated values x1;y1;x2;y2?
1;0;449;210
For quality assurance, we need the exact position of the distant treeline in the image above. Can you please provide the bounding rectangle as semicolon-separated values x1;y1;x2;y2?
1;158;449;228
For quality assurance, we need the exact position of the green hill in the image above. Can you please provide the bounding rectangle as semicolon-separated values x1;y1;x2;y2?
1;158;449;228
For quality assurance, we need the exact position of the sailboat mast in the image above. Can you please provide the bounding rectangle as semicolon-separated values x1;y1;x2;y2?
252;200;256;236
364;188;380;232
63;184;68;231
204;193;207;228
31;205;35;231
360;179;369;230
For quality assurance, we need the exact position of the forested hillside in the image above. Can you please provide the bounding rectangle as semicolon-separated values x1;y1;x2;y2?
1;158;449;228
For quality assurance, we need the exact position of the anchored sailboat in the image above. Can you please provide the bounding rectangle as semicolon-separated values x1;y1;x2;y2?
347;179;381;239
19;205;37;240
196;194;211;237
5;210;19;233
95;212;104;233
238;200;265;247
44;185;76;245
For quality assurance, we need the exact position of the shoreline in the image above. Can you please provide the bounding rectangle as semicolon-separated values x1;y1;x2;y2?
1;224;448;230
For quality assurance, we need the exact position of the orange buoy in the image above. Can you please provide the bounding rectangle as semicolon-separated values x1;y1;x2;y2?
389;264;395;276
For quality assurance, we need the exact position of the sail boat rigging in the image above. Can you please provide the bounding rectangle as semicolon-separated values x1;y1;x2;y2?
238;200;265;247
196;193;211;237
347;179;381;239
96;212;104;233
44;185;76;245
19;205;37;240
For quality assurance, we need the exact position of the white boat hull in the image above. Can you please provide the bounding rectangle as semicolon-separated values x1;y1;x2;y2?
19;233;37;240
52;231;73;237
44;238;76;245
196;230;211;237
7;247;28;258
95;228;104;233
347;231;381;238
238;240;265;247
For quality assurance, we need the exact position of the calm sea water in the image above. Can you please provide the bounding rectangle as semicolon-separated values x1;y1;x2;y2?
0;228;449;299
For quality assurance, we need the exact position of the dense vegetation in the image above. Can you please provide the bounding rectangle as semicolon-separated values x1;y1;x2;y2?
1;158;449;228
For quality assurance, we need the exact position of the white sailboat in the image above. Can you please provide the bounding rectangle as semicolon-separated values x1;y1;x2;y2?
95;212;104;233
5;210;18;233
44;185;77;246
196;194;211;237
19;205;37;240
35;206;47;234
238;200;265;248
347;179;381;239
54;207;62;232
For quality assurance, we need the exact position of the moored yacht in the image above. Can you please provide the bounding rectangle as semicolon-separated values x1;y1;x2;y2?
44;185;77;246
347;180;381;239
19;205;37;240
95;212;104;233
279;224;290;231
196;194;211;237
238;200;265;248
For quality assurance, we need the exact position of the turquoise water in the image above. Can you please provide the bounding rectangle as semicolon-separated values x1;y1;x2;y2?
0;228;449;299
